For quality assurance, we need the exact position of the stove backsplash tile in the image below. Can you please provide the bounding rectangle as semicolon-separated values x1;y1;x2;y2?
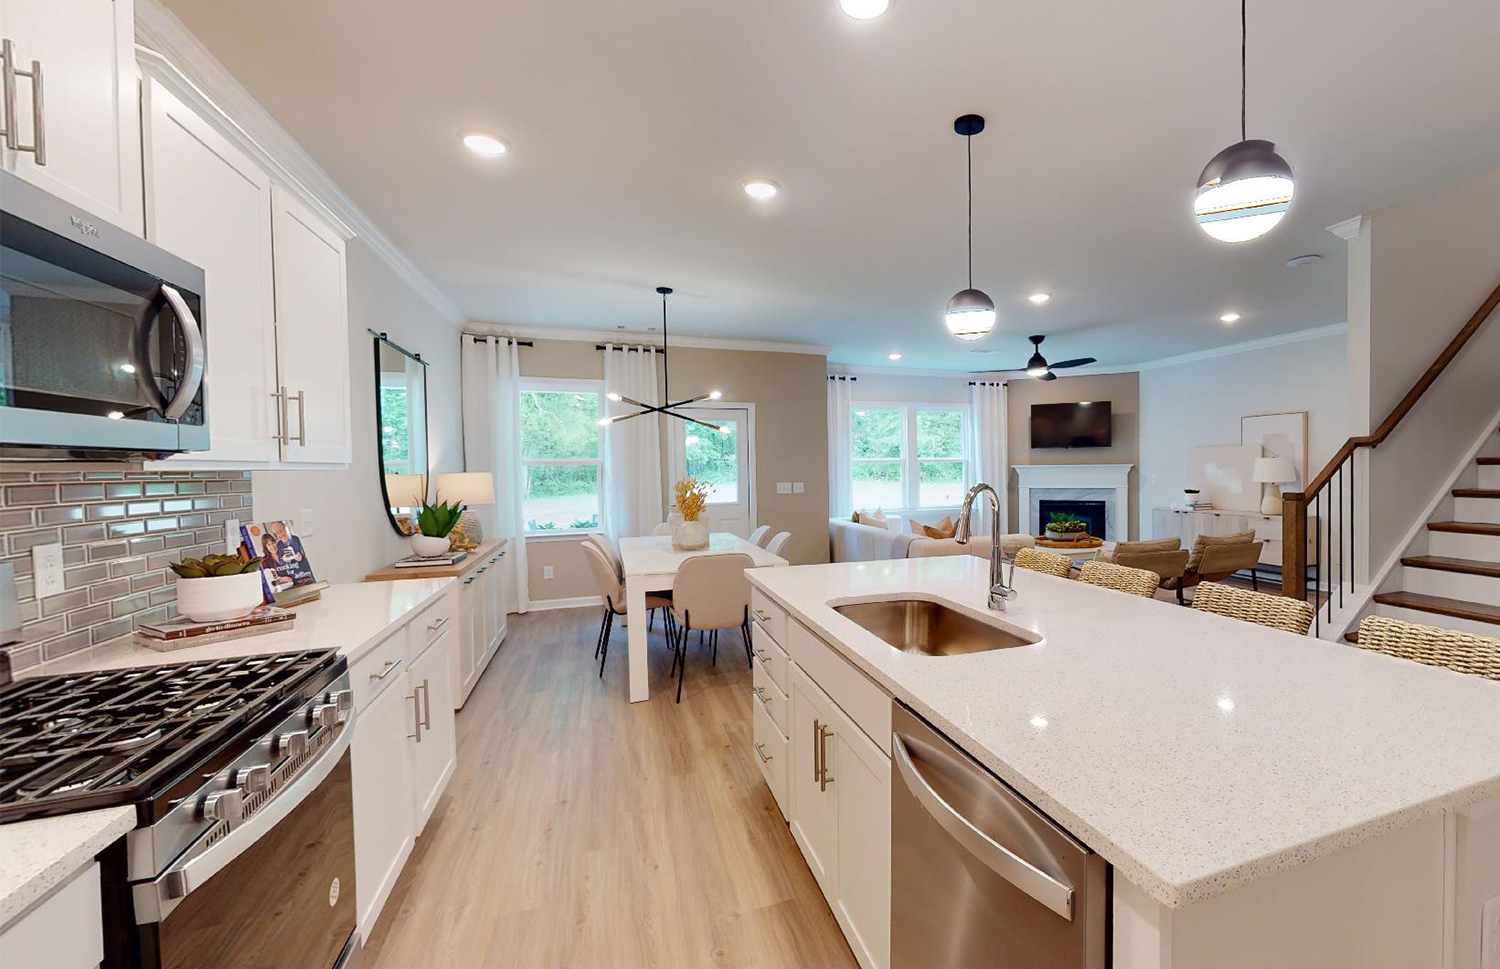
0;470;253;673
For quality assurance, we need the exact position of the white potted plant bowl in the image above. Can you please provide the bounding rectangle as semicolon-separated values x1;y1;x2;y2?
410;533;451;558
672;518;709;551
175;571;266;622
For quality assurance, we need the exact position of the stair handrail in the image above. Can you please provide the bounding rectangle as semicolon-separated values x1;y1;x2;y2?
1282;277;1500;626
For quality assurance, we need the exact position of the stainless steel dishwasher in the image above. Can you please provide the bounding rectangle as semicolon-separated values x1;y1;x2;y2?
891;702;1108;968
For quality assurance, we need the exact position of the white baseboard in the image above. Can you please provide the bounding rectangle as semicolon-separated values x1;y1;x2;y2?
527;595;603;612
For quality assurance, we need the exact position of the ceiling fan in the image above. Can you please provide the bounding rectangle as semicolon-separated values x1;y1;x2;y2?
971;335;1096;381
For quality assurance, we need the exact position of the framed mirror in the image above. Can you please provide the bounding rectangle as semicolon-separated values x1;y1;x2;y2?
372;331;430;535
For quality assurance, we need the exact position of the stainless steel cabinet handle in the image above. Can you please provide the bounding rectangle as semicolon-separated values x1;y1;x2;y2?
368;658;402;681
891;731;1075;921
463;577;475;585
753;608;767;621
271;387;291;444
292;390;307;445
0;39;45;164
818;724;834;791
752;687;768;704
420;678;432;730
754;742;772;764
407;689;423;742
811;718;821;783
427;616;449;633
755;648;769;663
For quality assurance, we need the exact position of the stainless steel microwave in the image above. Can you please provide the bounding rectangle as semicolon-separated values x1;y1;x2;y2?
1;171;208;460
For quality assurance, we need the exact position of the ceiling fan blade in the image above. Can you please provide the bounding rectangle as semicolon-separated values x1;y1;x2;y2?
1040;370;1059;381
1048;357;1097;369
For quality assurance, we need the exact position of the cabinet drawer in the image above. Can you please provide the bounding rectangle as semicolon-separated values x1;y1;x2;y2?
787;619;891;755
350;630;407;710
751;588;787;646
753;655;789;734
410;595;453;660
752;694;789;819
750;621;789;693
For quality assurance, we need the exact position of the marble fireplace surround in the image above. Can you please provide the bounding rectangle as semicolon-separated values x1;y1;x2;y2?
1015;464;1134;541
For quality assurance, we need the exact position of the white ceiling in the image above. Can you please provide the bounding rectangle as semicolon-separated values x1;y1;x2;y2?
164;0;1500;371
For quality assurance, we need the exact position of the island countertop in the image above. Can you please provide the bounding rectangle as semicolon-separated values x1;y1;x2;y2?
745;555;1500;909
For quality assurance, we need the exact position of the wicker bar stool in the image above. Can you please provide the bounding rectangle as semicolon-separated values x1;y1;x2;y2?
1012;546;1074;579
1078;560;1160;598
1190;581;1314;635
1353;615;1500;681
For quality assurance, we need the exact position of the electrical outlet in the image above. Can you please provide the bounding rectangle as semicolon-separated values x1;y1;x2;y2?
792;481;805;494
543;565;555;580
31;543;64;599
1483;895;1500;969
776;482;792;495
299;508;315;537
225;518;241;553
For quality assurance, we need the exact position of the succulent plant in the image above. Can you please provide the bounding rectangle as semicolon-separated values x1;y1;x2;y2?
170;554;261;578
415;500;466;538
1046;512;1088;533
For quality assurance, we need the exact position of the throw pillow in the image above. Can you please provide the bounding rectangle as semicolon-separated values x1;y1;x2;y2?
917;515;957;539
854;509;889;529
1100;536;1181;563
1188;530;1256;571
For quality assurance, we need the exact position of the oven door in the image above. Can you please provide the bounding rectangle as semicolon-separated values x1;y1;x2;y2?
0;171;207;458
133;711;358;969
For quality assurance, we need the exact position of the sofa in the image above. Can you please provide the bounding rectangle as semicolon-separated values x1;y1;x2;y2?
828;516;1036;564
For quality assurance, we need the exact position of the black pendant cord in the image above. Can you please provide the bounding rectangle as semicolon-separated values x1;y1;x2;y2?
661;291;670;405
1240;0;1247;142
966;134;974;289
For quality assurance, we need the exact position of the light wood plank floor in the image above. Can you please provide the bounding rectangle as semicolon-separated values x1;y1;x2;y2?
362;607;859;969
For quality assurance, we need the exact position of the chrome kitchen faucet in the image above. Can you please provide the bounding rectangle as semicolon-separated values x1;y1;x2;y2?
955;483;1018;611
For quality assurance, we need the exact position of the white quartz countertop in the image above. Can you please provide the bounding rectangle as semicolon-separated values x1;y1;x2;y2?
0;806;135;927
746;556;1500;909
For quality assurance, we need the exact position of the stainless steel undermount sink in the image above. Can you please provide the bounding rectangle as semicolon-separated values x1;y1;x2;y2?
832;598;1040;656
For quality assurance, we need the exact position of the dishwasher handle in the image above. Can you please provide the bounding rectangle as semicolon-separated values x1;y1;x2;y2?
891;731;1075;921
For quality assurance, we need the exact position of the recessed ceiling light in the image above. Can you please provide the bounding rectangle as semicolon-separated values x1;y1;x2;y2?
460;131;509;157
1029;716;1049;729
118;362;137;374
1028;293;1051;304
741;179;779;200
1286;253;1322;268
1220;312;1241;324
888;352;903;361
838;0;890;19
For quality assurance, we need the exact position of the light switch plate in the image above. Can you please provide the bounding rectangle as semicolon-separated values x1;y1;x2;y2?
792;482;804;494
776;482;792;495
299;508;315;537
543;565;555;580
225;518;241;554
31;543;64;599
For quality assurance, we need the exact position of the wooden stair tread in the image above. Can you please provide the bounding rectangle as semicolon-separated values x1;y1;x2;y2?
1401;555;1500;579
1427;521;1500;536
1372;590;1500;625
1478;457;1500;466
1452;488;1500;498
1345;630;1359;644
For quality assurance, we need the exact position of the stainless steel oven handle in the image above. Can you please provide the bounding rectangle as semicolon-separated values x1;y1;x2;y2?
158;284;205;420
138;709;356;922
891;731;1074;921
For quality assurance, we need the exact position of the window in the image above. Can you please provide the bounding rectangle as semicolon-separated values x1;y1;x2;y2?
378;378;412;474
850;404;968;511
520;382;602;532
683;424;739;504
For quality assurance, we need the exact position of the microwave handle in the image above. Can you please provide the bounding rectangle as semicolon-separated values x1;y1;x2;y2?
158;284;205;421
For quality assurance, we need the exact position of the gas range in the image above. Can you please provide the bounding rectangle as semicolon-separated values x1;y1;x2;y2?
0;651;361;969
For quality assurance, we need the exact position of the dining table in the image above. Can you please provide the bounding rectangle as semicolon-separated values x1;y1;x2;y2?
617;532;788;702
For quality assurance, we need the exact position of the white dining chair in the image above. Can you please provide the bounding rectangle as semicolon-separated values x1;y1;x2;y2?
651;522;674;536
584;533;621;576
582;541;672;678
764;531;791;558
747;524;771;548
667;553;755;703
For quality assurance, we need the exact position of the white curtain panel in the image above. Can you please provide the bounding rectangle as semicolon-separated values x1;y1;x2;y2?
968;380;1008;535
602;346;664;539
827;375;854;519
461;336;529;614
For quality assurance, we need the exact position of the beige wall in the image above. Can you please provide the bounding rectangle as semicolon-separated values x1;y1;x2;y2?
515;338;830;602
252;240;463;583
1005;373;1141;539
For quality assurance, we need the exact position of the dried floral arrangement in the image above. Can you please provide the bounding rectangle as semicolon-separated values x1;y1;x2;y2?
673;477;709;522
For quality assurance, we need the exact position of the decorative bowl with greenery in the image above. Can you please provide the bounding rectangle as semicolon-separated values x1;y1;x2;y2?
410;499;467;557
171;554;266;622
1044;512;1090;541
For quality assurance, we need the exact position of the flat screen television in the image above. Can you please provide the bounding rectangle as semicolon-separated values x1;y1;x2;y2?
1030;401;1112;448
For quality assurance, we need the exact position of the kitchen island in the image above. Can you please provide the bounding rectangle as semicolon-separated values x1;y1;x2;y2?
745;555;1500;969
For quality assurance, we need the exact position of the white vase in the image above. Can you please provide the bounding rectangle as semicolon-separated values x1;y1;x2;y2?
175;571;266;622
410;533;451;558
672;519;709;551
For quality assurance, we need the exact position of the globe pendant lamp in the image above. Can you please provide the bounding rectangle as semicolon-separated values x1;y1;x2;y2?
1193;0;1295;243
945;114;996;341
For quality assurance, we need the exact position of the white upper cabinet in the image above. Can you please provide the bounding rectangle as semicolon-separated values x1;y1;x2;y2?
271;184;352;465
142;78;280;464
0;0;143;233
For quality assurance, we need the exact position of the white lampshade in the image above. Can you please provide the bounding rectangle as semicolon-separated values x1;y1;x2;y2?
384;474;427;508
436;472;496;506
1252;456;1296;484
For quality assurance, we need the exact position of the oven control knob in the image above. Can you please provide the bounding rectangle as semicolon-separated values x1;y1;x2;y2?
232;764;271;793
201;788;245;824
308;703;339;730
275;730;308;759
325;689;354;713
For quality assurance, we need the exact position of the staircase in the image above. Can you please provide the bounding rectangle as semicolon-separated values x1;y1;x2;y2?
1349;440;1500;642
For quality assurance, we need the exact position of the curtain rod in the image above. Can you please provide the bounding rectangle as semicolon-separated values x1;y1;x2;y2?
467;335;534;346
968;380;1005;386
595;344;663;353
828;374;857;381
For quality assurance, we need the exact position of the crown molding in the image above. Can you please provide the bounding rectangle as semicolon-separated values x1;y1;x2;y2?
1326;216;1367;242
1132;322;1348;371
134;0;463;327
465;322;830;356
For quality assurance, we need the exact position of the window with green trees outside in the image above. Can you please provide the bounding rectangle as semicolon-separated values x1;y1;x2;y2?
520;384;602;532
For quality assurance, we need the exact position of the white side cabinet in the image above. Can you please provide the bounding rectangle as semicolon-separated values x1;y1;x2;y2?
408;631;456;830
451;544;509;708
0;862;102;969
0;0;142;233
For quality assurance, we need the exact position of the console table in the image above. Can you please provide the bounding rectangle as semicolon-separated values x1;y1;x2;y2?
1150;508;1318;569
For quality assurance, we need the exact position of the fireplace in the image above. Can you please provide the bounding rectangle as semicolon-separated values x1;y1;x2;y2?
1013;464;1133;541
1038;499;1107;539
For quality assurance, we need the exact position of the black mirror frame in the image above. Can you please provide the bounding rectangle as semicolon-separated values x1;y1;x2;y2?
371;330;431;537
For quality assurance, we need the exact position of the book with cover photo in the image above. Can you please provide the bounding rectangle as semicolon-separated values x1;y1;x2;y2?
240;520;329;605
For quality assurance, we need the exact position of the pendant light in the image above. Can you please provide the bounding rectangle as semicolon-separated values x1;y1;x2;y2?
945;114;996;342
1193;0;1294;243
598;287;729;434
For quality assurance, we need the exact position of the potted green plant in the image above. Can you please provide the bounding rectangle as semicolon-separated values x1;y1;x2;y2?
1044;512;1089;542
411;499;466;557
170;554;264;621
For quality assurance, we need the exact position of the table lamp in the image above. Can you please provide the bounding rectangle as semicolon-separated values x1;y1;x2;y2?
1252;456;1296;516
436;472;496;550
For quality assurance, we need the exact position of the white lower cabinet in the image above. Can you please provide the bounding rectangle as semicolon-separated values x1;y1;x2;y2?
752;690;788;816
0;861;102;969
451;544;509;709
409;634;457;829
789;665;841;897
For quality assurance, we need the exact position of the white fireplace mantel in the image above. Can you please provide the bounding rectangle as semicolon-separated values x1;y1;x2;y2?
1015;464;1134;540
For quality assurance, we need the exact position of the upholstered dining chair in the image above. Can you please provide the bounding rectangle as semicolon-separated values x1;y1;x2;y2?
748;524;771;548
1012;546;1074;579
764;531;792;558
1078;560;1160;598
1353;615;1500;681
1160;541;1264;604
582;541;673;678
1190;581;1314;635
1113;548;1191;588
668;553;755;703
584;533;620;576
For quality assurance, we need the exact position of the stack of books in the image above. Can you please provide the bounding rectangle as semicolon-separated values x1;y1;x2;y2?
392;549;468;569
136;605;296;651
